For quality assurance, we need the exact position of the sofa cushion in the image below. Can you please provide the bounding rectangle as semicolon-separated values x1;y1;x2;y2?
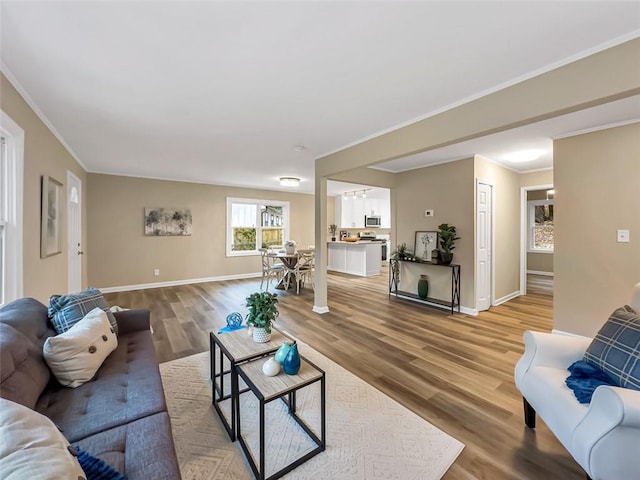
0;397;86;480
0;323;52;409
0;297;55;348
584;305;640;390
49;288;118;335
74;412;180;480
36;329;167;442
44;308;118;388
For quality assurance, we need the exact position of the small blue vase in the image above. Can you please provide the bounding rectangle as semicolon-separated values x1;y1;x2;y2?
282;342;301;375
274;341;291;364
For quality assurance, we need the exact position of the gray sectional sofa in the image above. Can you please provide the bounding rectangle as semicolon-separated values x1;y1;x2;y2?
0;297;181;479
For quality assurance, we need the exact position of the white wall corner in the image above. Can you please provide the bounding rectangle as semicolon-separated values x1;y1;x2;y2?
312;305;330;314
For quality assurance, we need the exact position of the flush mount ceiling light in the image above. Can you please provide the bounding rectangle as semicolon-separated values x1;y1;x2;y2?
504;149;545;163
293;145;306;152
279;177;300;187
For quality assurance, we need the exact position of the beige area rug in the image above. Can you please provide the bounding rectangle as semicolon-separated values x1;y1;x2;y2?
160;341;464;480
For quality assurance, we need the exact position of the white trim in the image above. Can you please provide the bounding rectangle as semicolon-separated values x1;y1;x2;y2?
520;166;553;174
527;249;553;254
551;329;591;339
98;272;262;293
552;118;640;140
527;198;554;253
66;170;82;293
0;110;24;304
312;305;330;314
460;306;478;316
494;290;520;306
0;65;88;171
527;270;554;277
520;183;553;296
317;30;640;161
226;197;290;257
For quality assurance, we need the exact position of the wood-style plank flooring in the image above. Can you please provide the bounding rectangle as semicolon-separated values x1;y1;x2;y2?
105;266;581;480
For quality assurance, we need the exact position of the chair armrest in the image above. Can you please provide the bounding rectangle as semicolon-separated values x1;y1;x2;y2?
114;309;151;335
571;386;640;475
515;331;592;382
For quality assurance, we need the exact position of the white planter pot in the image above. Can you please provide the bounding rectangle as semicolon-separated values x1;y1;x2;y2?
285;245;295;255
253;327;272;343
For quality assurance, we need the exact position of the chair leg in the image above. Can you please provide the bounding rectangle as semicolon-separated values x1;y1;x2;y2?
523;397;536;429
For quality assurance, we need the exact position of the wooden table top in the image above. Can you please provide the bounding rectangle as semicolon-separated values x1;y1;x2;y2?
213;328;289;362
239;355;323;401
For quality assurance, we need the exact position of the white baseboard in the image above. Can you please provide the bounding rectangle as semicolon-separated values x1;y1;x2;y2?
527;270;554;277
493;290;520;306
99;273;262;293
312;305;330;314
551;329;589;338
460;306;477;316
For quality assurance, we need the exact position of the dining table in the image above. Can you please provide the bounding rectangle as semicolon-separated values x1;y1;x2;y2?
267;249;313;290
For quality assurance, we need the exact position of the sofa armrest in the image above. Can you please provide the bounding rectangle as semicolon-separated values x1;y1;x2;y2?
515;331;592;385
571;386;640;477
113;309;151;335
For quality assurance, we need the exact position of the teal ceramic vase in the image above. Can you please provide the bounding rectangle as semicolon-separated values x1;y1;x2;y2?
274;341;291;364
283;341;301;375
417;275;429;299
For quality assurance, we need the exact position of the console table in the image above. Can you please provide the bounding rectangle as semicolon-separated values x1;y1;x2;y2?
389;258;461;314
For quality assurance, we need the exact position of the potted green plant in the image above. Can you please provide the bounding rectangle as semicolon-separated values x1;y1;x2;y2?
329;224;337;241
245;291;279;343
438;223;460;265
391;242;414;261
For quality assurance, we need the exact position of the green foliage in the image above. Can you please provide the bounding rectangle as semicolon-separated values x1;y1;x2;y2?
233;228;256;251
329;224;338;236
391;242;413;260
245;292;279;333
438;223;460;253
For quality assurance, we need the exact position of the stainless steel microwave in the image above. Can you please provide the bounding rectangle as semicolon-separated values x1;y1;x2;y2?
365;215;381;228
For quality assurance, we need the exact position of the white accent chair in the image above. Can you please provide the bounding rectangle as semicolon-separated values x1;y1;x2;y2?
514;283;640;480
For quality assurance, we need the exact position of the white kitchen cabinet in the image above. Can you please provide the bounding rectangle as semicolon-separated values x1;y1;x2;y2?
335;189;391;228
327;241;381;276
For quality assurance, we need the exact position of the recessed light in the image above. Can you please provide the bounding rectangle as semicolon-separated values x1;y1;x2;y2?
279;177;300;187
504;149;545;163
293;145;306;152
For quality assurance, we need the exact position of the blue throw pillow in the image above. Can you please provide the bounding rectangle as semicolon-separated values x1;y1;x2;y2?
584;305;640;390
48;288;118;335
75;447;126;480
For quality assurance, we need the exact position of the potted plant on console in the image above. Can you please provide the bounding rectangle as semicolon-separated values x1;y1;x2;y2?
438;223;460;265
245;291;279;343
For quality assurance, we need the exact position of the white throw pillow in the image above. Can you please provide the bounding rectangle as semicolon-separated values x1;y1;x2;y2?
43;307;118;388
0;397;86;480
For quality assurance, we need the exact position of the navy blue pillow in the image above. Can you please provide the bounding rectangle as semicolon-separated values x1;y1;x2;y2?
75;447;126;480
48;288;118;335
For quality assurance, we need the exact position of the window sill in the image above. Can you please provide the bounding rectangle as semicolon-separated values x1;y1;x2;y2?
527;249;554;254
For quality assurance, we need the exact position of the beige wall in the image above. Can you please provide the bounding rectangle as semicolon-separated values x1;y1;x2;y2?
474;157;521;301
1;73;88;303
520;170;553;188
87;174;319;288
395;158;475;309
554;123;640;336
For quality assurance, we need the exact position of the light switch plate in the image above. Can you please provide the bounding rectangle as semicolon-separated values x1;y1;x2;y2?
154;269;160;276
424;209;434;217
617;229;630;243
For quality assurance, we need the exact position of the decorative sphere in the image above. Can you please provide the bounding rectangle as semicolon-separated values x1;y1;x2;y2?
226;312;243;328
262;357;281;377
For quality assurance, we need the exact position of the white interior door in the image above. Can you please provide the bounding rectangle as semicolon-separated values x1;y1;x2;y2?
477;181;493;311
67;171;82;293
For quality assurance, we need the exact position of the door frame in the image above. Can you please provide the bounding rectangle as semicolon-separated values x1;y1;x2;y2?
66;170;82;293
520;183;553;295
476;178;495;310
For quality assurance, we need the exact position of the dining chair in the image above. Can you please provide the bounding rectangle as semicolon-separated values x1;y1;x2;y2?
285;250;315;294
259;248;285;291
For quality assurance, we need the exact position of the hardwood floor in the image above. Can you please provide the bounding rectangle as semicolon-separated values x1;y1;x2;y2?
527;273;554;296
105;266;582;480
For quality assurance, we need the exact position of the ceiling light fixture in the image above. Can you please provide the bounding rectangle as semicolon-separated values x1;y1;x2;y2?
279;177;300;187
504;149;545;163
341;188;371;199
293;145;306;152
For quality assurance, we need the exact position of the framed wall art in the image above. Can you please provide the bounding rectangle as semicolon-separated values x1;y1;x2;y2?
41;175;63;258
414;231;438;262
144;207;192;236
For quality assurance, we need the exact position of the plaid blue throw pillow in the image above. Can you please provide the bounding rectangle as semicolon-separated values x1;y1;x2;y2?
584;305;640;390
48;288;118;335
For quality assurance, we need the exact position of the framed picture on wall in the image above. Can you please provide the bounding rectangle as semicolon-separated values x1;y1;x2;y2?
414;231;438;262
41;175;63;258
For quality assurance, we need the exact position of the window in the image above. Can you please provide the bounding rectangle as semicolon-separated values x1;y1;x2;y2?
528;199;554;253
226;198;289;256
0;111;24;306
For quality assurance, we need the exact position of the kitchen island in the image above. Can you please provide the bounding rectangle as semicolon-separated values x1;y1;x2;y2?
327;241;382;276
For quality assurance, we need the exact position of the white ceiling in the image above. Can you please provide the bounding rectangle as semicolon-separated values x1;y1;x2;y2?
1;1;639;194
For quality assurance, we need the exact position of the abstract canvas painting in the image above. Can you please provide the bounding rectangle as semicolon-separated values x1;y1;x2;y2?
144;208;192;236
41;176;63;258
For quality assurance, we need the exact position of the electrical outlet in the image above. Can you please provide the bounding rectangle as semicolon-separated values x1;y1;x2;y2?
154;269;160;276
424;209;434;218
617;230;630;243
